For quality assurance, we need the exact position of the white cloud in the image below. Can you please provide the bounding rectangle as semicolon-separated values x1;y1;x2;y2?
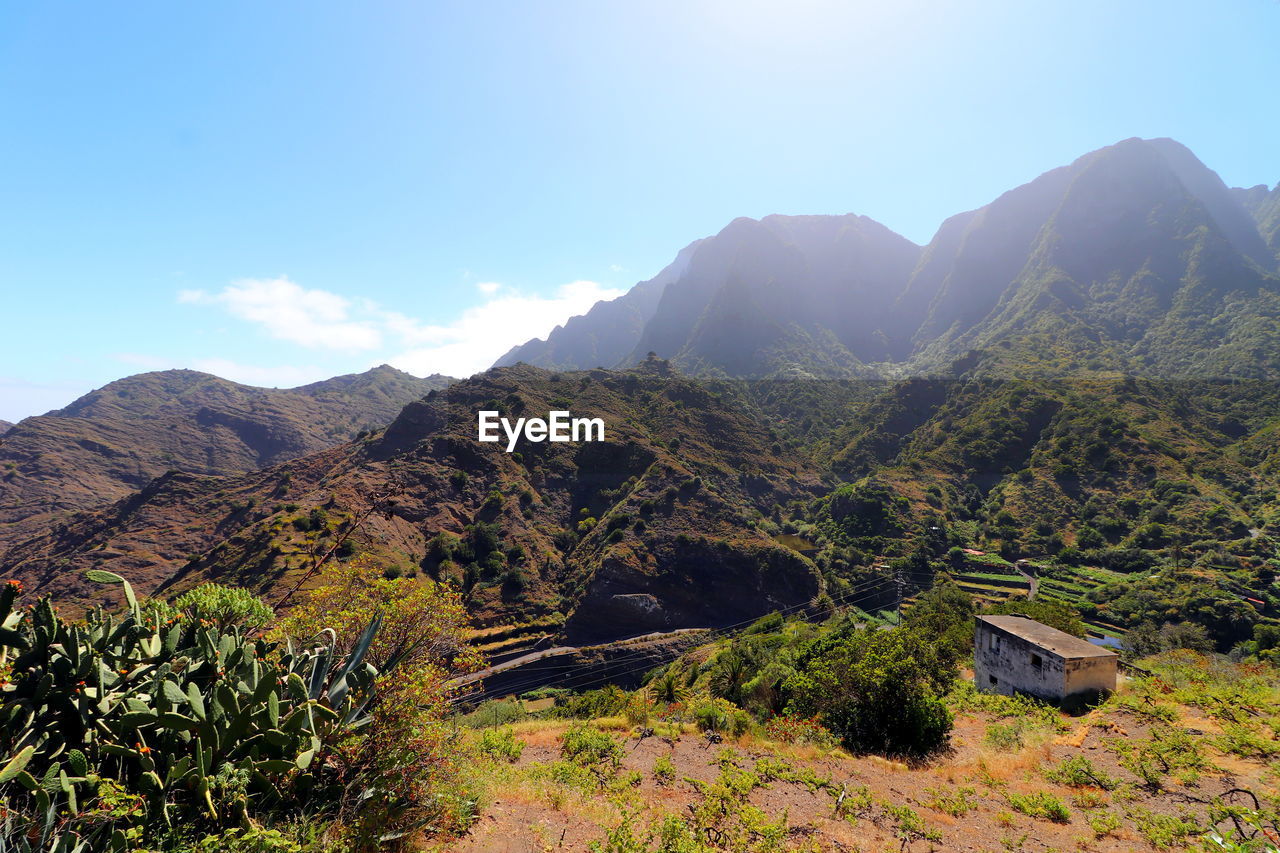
179;276;624;381
386;280;624;377
180;277;382;351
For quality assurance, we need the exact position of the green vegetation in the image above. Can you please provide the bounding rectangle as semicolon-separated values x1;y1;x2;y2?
785;624;955;755
0;562;478;851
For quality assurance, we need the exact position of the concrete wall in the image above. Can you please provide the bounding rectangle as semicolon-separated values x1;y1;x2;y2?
1064;655;1118;697
974;622;1116;703
974;623;1067;701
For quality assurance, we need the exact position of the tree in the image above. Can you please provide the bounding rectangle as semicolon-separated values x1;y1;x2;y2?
784;625;955;756
271;556;482;844
1124;620;1214;659
903;577;974;667
985;597;1086;637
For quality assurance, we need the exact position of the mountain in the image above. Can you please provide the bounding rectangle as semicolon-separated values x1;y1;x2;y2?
494;240;703;370
500;215;921;377
1234;182;1280;262
627;214;921;374
497;138;1280;381
0;421;11;436
904;137;1280;378
0;363;823;644
7;136;1280;656
0;366;451;558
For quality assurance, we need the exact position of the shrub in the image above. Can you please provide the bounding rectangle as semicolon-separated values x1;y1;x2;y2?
1128;808;1201;848
0;570;420;849
1043;755;1117;790
763;714;837;748
555;686;629;720
983;721;1026;752
923;785;978;817
560;724;624;768
173;582;274;631
652;754;676;786
1087;810;1121;839
1006;790;1071;823
267;558;482;842
785;625;955;755
691;697;752;737
476;728;525;763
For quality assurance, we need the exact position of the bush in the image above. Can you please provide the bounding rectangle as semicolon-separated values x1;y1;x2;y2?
652;754;676;786
560;724;624;768
0;570;429;849
984;721;1027;752
267;558;482;842
555;687;629;720
173;582;274;631
690;697;752;737
762;714;837;748
1006;790;1071;823
785;625;955;755
476;728;525;763
1043;756;1117;789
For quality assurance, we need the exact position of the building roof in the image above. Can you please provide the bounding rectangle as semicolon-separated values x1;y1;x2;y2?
976;615;1117;660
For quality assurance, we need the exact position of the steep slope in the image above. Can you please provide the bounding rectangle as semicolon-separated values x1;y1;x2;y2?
1234;182;1280;262
499;215;921;377
0;421;11;436
494;241;703;370
629;214;921;375
500;138;1279;382
1;362;824;643
817;362;1280;561
0;366;451;538
908;138;1280;378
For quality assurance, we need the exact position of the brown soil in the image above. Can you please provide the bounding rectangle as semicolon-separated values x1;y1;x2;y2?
447;709;1276;853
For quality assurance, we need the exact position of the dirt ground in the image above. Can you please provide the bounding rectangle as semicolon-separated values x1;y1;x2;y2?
446;706;1277;853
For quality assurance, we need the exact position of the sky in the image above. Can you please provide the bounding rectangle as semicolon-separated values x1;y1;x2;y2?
1;0;1278;422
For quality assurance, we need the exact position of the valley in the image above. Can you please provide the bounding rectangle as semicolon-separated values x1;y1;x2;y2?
4;136;1280;851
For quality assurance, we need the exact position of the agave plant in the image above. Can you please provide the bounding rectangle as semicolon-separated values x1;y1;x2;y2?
0;570;389;850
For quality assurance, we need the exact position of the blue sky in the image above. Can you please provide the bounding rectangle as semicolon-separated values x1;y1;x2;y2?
1;0;1278;421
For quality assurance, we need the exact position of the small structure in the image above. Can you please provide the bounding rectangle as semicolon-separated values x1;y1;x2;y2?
974;615;1117;704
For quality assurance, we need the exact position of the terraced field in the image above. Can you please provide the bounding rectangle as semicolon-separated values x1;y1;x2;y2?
949;555;1031;604
1034;564;1131;640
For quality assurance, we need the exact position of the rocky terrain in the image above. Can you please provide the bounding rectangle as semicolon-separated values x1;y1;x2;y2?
0;362;823;643
0;365;450;558
5;136;1280;664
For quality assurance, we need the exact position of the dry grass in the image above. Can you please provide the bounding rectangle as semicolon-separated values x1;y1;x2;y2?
450;660;1280;851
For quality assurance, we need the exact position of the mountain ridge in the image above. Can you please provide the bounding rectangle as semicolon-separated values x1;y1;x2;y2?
0;363;824;642
497;137;1280;381
0;365;452;561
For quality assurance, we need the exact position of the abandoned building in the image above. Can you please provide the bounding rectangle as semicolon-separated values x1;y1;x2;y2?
974;614;1118;703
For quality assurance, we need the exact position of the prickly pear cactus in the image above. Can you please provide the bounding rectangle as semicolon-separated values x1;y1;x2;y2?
0;571;382;848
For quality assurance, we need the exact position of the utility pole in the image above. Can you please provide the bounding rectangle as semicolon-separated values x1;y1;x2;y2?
894;562;905;624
